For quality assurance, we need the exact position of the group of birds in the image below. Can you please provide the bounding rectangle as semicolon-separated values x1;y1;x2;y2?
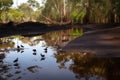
16;44;48;61
17;45;24;49
32;47;48;61
17;45;24;53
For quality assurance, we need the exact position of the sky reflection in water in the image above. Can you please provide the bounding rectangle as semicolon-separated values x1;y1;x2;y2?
0;28;119;80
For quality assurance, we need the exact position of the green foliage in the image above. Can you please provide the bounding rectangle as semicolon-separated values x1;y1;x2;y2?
71;28;83;36
27;0;40;10
18;3;33;21
0;0;13;11
41;0;120;23
0;12;6;21
0;0;13;22
18;3;33;13
8;9;24;21
0;0;119;23
71;11;86;22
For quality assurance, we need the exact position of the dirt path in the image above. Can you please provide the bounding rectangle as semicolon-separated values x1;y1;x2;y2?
62;27;120;57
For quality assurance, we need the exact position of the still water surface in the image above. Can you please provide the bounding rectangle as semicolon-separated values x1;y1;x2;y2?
0;28;120;80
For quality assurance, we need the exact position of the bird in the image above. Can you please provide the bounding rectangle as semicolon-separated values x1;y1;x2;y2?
17;46;21;52
40;54;45;57
21;45;24;48
45;50;47;53
13;58;18;63
44;47;48;51
33;49;36;52
17;45;21;51
17;45;20;49
44;47;48;53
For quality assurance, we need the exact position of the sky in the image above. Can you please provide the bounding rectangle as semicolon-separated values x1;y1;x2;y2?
12;0;43;8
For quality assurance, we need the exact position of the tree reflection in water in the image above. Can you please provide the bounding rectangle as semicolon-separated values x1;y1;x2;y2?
54;51;120;80
0;27;120;80
0;36;45;80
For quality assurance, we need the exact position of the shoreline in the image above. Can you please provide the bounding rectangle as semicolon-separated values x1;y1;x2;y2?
62;27;120;57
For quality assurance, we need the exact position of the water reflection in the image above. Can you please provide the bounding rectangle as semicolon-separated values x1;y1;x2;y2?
54;52;120;80
0;28;120;80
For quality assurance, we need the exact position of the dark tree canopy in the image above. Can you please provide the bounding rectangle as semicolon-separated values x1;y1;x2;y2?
27;0;40;10
0;0;13;11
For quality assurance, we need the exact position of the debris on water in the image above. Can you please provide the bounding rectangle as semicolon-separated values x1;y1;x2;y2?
27;65;42;73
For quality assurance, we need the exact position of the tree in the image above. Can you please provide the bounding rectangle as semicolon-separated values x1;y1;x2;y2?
0;0;13;22
110;0;120;23
18;3;33;21
0;0;13;11
27;0;40;10
41;0;86;24
41;0;73;24
8;9;24;22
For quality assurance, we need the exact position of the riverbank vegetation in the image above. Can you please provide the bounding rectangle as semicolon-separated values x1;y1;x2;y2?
0;0;120;25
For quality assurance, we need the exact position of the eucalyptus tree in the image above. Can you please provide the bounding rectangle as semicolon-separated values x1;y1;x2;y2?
18;3;33;21
88;0;112;23
41;0;84;24
41;0;67;24
110;0;120;23
0;0;13;22
27;0;40;10
41;0;120;24
0;0;13;11
69;0;86;23
8;9;24;22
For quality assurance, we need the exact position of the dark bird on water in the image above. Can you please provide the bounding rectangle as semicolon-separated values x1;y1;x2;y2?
17;45;20;49
44;47;48;51
21;45;24;48
44;47;48;53
40;54;45;57
33;49;36;52
13;58;18;63
17;46;21;52
45;50;47;53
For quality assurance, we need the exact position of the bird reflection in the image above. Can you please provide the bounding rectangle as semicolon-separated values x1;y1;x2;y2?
21;51;24;53
40;53;45;61
13;58;18;63
33;52;37;55
14;63;19;66
40;57;45;61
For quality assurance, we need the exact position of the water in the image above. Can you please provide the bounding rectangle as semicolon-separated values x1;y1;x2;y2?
0;28;120;80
